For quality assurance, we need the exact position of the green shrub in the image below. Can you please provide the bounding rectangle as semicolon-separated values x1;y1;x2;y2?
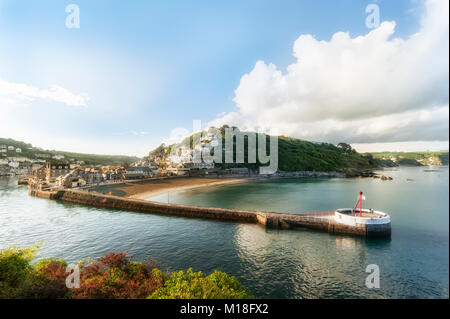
149;268;252;299
0;246;38;298
33;258;71;298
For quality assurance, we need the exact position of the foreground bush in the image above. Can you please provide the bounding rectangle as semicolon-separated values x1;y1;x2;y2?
149;268;252;299
0;247;251;299
72;252;164;299
0;246;36;298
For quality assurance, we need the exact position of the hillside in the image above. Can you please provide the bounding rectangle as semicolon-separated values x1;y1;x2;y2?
370;151;449;166
148;127;395;173
276;137;393;172
0;137;138;165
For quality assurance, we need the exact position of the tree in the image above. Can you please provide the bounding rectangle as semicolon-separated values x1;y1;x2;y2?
150;143;168;159
337;143;354;154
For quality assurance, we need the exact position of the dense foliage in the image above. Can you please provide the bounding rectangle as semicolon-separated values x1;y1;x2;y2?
0;247;251;299
152;126;392;172
276;137;379;171
149;268;252;299
0;246;36;298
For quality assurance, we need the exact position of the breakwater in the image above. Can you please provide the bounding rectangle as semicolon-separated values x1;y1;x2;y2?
29;188;390;237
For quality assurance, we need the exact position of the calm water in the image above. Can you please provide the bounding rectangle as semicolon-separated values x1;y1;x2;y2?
1;167;448;298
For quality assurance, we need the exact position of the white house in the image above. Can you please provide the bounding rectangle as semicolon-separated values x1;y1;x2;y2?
52;154;65;160
8;161;19;168
16;148;22;153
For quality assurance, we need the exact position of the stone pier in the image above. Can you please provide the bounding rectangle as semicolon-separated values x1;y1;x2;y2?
29;188;391;238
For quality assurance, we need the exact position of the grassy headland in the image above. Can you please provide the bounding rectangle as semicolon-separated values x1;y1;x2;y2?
0;137;138;165
149;127;396;173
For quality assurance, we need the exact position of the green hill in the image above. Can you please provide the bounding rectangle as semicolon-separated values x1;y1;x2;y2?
0;137;138;165
276;137;392;172
149;127;394;173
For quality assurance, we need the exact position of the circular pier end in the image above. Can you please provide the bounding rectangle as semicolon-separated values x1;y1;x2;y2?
334;209;392;238
366;222;391;237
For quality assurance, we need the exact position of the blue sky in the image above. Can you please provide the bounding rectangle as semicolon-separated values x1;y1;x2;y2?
0;0;448;156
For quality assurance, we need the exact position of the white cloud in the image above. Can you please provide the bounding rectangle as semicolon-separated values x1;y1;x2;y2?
209;0;449;145
0;77;88;106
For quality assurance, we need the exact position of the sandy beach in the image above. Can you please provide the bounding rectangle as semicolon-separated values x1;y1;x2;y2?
90;177;250;200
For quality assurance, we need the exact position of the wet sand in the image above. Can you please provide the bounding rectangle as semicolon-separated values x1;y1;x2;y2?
90;177;250;200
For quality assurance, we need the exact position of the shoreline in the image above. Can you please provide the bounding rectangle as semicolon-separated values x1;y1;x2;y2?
89;172;348;201
127;177;252;200
88;176;258;200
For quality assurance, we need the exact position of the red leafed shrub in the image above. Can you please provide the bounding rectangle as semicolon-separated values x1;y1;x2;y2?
98;252;130;269
72;252;164;299
33;259;71;299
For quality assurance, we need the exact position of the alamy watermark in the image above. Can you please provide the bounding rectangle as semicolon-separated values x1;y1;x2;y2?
65;264;80;289
166;121;278;174
365;3;380;29
65;4;80;29
365;264;380;289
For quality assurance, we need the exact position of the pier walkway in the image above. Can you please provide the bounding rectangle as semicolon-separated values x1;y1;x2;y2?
29;188;391;238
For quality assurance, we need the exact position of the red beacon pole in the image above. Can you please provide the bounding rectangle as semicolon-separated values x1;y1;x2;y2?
353;191;364;217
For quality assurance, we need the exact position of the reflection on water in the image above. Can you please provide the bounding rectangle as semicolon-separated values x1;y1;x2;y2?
1;167;448;298
231;223;397;298
335;236;361;250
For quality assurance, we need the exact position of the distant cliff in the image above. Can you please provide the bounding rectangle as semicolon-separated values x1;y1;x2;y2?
370;151;449;166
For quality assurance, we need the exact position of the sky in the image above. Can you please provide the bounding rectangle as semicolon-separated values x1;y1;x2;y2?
0;0;448;156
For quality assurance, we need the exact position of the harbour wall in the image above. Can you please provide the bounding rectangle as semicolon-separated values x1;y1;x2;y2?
29;188;390;238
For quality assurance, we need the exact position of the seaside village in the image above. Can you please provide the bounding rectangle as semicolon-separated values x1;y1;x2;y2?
0;144;32;176
2;137;255;191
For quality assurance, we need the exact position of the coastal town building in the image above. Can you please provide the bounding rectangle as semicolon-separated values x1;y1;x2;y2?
167;163;191;176
33;166;46;180
121;166;153;179
149;166;161;176
52;154;65;160
8;161;19;168
184;162;215;169
28;164;161;188
45;162;71;182
36;153;51;159
57;172;87;188
229;167;249;175
0;158;33;176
